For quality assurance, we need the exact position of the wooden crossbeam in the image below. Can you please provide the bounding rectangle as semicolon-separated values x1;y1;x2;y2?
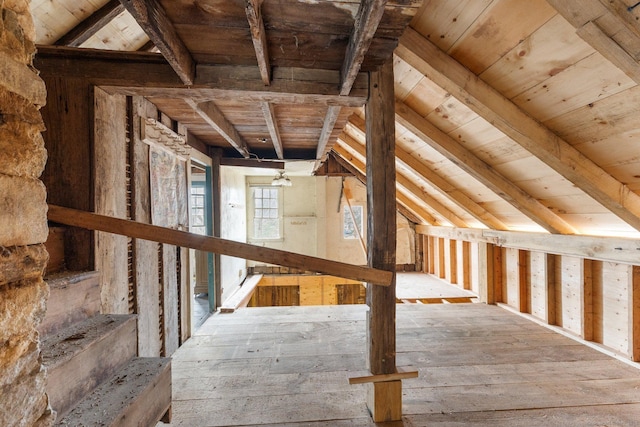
260;102;283;159
349;367;418;385
340;0;388;95
220;158;284;169
338;133;468;228
345;115;507;231
56;0;125;47
47;205;394;286
184;99;250;158
393;100;577;235
35;47;368;106
316;106;341;160
119;0;195;85
245;0;271;85
397;27;640;232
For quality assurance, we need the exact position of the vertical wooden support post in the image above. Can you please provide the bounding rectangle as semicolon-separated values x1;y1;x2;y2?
365;59;400;422
546;254;558;325
458;241;471;290
436;238;445;278
582;259;595;341
630;266;640;361
477;242;497;304
518;250;530;313
445;239;457;285
210;148;223;309
427;236;435;274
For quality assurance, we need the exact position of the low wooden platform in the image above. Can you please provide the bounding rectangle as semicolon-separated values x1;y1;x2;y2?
161;303;640;426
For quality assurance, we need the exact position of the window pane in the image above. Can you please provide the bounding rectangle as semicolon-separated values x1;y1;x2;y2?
255;198;262;208
255;208;262;218
269;198;277;209
268;208;277;218
269;188;278;198
254;188;262;198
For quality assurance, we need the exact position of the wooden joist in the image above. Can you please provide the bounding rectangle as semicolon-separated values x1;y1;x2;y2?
119;0;195;85
47;205;394;286
397;27;640;232
245;0;271;85
394;100;577;235
260;102;284;159
55;0;125;47
316;106;341;160
184;99;250;158
340;0;388;95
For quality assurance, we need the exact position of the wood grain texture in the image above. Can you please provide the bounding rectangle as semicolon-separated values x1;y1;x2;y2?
55;0;126;47
245;0;271;85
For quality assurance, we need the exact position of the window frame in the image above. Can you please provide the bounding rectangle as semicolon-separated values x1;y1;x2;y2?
248;185;284;241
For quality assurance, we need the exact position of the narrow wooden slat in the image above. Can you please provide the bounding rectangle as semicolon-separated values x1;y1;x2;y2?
184;99;250;158
395;100;576;235
47;204;393;286
245;0;271;85
220;275;263;313
260;102;283;159
340;0;387;95
349;367;418;385
397;27;640;232
56;0;125;47
119;0;195;84
316;106;341;160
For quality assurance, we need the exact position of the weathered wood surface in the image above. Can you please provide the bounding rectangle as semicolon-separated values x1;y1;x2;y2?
47;205;394;286
220;274;263;313
163;303;640;426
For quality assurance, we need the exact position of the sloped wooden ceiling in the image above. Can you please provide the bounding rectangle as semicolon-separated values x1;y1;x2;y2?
31;0;640;237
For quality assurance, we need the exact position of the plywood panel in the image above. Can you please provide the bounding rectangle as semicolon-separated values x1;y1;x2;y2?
559;256;585;336
600;262;634;356
529;252;556;325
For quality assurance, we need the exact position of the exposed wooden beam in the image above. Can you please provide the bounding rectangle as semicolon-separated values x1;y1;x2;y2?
47;204;394;287
397;27;640;232
330;151;424;225
184;99;250;158
346;115;508;231
260;102;283;159
55;0;125;47
245;0;271;85
336;135;467;227
137;39;156;52
316;106;341;160
333;144;436;225
220;158;284;169
340;0;387;95
35;47;368;106
119;0;195;85
394;100;577;235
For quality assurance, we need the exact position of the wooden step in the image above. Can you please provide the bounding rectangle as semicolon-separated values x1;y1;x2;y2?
40;270;101;337
55;357;171;427
42;314;137;418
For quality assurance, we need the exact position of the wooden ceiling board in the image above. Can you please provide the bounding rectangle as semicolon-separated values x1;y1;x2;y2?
424;96;477;134
447;0;556;75
401;75;449;118
393;54;424;101
410;0;494;52
32;0;107;44
82;11;148;51
511;52;636;123
479;14;594;100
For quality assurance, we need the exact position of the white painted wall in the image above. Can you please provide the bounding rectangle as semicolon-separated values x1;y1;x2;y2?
220;166;247;303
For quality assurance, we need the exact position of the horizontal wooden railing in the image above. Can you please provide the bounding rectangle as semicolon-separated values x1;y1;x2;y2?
47;205;393;287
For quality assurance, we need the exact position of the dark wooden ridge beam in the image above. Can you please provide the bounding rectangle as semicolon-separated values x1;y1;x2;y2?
220;158;284;169
397;27;640;232
260;102;283;159
34;46;368;106
55;0;125;47
246;0;271;85
119;0;195;85
48;204;394;286
184;99;250;158
340;0;388;95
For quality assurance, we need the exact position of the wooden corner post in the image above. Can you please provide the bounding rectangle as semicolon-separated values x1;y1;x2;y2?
365;58;400;422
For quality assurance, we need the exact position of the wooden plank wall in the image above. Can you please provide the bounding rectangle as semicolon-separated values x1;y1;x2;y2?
418;227;640;362
248;275;364;306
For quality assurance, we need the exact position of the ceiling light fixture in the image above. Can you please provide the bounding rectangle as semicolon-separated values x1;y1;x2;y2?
271;171;292;187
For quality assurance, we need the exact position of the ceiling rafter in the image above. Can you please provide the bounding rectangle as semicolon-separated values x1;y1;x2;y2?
260;102;283;159
316;106;342;161
345;115;508;230
393;100;577;235
336;135;468;227
333;145;437;225
397;27;640;232
330;152;424;225
245;0;271;85
55;0;125;47
184;99;250;158
340;0;387;95
119;0;195;85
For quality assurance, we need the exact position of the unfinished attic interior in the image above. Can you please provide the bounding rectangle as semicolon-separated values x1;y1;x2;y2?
5;0;640;425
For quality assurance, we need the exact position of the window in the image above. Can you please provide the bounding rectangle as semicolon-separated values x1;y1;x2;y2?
252;187;281;239
343;205;363;239
190;183;206;236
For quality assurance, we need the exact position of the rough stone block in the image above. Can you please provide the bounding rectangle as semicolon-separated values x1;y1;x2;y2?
3;1;35;44
0;50;46;106
0;121;47;178
0;6;36;64
0;86;45;125
0;244;48;286
0;277;48;341
0;174;48;246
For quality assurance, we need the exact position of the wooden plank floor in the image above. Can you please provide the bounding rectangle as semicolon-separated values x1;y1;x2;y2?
160;303;640;426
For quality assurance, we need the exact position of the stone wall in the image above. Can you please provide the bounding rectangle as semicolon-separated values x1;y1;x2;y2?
0;0;53;425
